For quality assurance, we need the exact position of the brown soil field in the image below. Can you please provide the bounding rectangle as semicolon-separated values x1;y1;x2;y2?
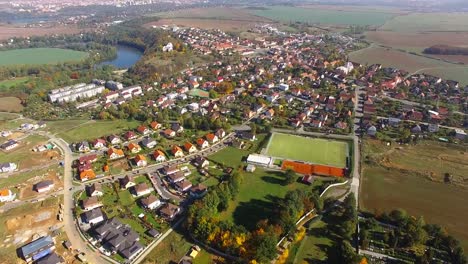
0;97;23;112
0;24;83;40
20;169;62;199
297;4;407;14
147;7;271;32
366;31;468;48
145;18;261;32
361;140;468;250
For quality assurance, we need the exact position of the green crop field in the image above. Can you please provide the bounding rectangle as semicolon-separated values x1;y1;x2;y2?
0;48;87;66
381;12;468;32
266;133;348;167
251;6;395;26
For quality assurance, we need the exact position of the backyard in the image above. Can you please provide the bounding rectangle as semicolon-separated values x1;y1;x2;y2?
266;133;348;167
55;119;141;142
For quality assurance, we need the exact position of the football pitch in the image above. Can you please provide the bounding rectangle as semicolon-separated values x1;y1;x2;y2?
265;133;348;167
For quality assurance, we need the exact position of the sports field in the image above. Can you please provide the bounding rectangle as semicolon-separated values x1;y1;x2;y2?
265;133;348;168
0;48;87;66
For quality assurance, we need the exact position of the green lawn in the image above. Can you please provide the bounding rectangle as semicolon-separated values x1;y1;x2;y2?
293;219;333;263
0;48;88;66
56;119;141;142
251;6;395;26
219;168;322;230
207;147;250;168
266;133;348;167
0;135;49;164
0;77;31;91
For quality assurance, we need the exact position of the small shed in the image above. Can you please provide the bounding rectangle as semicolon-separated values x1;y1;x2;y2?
246;164;256;173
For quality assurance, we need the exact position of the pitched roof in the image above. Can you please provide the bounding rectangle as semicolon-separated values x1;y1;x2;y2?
172;145;183;154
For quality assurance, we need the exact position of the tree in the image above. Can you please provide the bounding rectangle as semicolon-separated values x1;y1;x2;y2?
337;241;359;264
284;168;296;185
253;232;278;263
359;229;370;249
209;89;219;99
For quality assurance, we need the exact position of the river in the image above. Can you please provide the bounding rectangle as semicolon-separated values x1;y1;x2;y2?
97;45;143;69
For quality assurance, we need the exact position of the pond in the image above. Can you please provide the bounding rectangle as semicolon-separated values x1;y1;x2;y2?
97;45;143;69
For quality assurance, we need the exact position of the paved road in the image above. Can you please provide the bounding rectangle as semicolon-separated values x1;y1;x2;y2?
41;132;103;264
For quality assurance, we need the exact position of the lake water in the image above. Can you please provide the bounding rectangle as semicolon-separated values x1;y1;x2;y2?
97;45;143;69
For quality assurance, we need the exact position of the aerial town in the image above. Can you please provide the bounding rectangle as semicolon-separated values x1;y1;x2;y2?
0;1;467;264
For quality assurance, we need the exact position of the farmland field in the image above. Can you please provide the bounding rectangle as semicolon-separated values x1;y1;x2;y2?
0;48;88;66
251;6;396;26
146;7;271;32
349;45;468;85
360;139;468;250
265;133;348;167
0;77;31;91
0;97;23;112
381;12;468;32
0;24;83;41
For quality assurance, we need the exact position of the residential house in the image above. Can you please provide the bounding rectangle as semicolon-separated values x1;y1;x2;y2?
0;139;18;151
35;253;64;264
35;180;54;193
311;120;322;128
108;148;125;160
141;137;157;149
172;145;185;158
150;121;162;130
134;154;147;167
175;180;192;192
80;169;96;182
92;138;106;149
335;121;348;130
455;129;467;140
167;171;185;183
189;184;208;198
193;156;209;168
120;176;135;189
19;236;55;263
133;183;151;197
81;208;105;225
124;131;137;141
411;125;422;134
152;150;166;163
107;135;121;145
0;189;15;202
82;196;102;211
93;218;142;260
183;142;197;154
161;165;178;176
127;143;142;154
87;183;103;197
137;125;151;136
0;163;17;173
76;141;90;152
159;203;181;220
206;133;219;144
171;123;184;133
367;126;377;137
163;129;176;138
215;129;226;139
140;194;161;210
196;138;209;149
79;154;97;165
428;123;439;133
240;132;256;141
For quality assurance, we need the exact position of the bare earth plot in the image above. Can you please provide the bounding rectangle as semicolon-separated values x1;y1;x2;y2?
0;97;23;112
0;24;83;41
360;139;468;251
